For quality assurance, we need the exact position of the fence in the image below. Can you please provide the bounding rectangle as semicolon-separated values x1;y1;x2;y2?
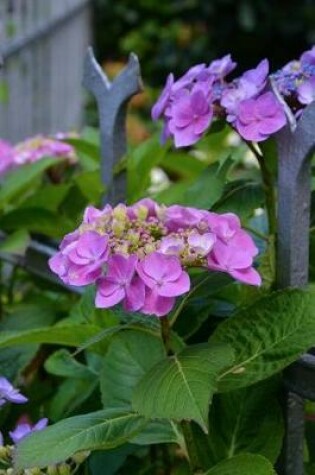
0;0;91;142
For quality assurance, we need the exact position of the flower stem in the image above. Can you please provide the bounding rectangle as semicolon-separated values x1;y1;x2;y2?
160;316;173;356
246;141;277;236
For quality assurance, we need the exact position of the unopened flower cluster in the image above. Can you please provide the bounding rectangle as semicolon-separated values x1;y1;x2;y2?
152;46;315;146
0;133;77;177
49;199;261;317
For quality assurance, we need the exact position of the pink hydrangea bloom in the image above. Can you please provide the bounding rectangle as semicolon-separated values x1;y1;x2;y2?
235;92;287;142
13;135;77;165
50;199;261;317
0;140;15;176
49;231;109;286
96;254;145;311
207;239;261;286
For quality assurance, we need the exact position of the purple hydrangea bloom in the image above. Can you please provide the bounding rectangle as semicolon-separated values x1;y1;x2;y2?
0;377;28;406
221;59;269;122
297;77;315;105
207;54;237;79
168;85;213;147
9;418;48;444
300;46;315;66
152;73;175;121
235;91;287;142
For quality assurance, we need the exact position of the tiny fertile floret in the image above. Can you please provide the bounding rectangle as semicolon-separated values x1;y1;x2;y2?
49;199;261;317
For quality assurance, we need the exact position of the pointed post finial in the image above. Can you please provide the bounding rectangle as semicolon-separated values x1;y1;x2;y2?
82;47;143;204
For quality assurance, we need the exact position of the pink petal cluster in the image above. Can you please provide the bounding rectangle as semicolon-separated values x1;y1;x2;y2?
0;133;77;177
49;199;261;317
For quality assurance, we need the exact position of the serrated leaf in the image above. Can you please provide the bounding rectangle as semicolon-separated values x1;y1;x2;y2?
14;409;147;469
132;343;234;432
210;289;315;391
207;379;284;464
101;330;165;409
205;453;276;475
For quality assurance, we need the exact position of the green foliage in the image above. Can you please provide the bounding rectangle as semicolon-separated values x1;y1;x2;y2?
132;343;234;432
15;409;147;469
210;289;315;391
207;379;284;464
204;453;276;475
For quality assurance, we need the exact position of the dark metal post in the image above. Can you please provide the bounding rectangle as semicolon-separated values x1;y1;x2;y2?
82;47;143;205
276;101;315;474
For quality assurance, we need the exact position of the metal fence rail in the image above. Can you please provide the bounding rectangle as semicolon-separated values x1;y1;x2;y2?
0;0;91;142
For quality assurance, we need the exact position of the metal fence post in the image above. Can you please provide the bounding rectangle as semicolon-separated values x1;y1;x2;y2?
276;101;315;475
82;47;143;205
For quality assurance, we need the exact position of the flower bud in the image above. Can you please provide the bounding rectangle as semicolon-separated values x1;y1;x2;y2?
71;451;90;464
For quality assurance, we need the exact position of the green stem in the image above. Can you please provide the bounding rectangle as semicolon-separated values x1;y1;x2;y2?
246;141;277;236
169;274;213;328
181;421;205;474
160;317;172;356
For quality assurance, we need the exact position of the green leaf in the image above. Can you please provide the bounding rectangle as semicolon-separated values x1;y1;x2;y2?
0;324;106;353
160;152;207;180
14;409;147;469
205;453;276;475
213;181;264;220
156;162;227;209
127;135;168;201
207;379;284;464
74;170;104;202
132;343;235;432
48;376;98;421
0;229;30;255
210;289;315;391
20;184;71;211
101;329;165;409
0;157;60;206
66;138;100;171
131;420;181;445
0;208;72;238
44;349;96;379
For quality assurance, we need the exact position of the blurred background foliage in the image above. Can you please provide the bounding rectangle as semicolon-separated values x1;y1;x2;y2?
92;0;315;87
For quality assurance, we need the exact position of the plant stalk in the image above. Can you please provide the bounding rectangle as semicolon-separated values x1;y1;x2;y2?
246;141;277;237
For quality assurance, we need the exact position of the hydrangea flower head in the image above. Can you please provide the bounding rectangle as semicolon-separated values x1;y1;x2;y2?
0;377;28;406
235;92;287;142
50;199;261;317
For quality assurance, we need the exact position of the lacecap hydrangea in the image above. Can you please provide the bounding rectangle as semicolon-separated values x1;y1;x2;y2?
152;47;315;147
49;199;261;317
